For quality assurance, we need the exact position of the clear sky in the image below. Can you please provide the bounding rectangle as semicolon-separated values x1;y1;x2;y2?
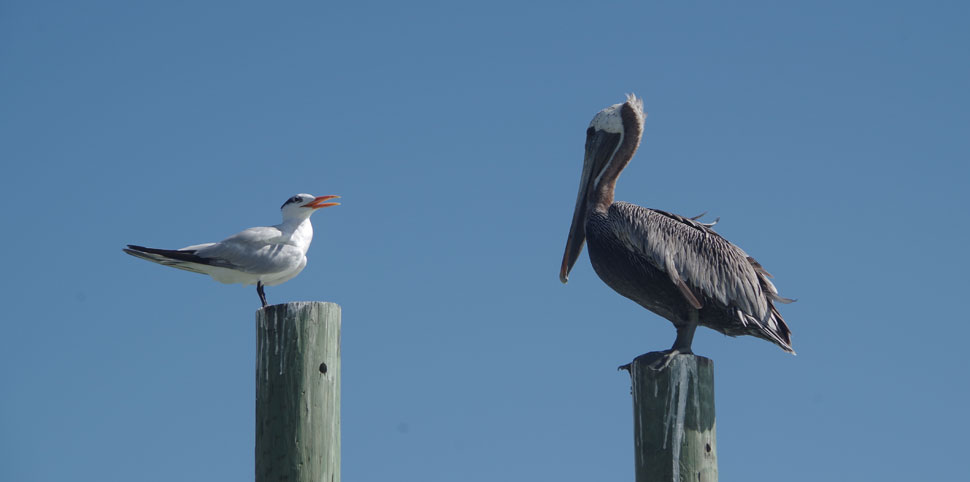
2;1;968;481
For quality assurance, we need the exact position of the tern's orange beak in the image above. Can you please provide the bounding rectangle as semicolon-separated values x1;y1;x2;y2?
303;195;341;209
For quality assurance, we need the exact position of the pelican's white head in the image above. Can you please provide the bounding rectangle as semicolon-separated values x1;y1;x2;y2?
280;193;340;221
588;93;645;134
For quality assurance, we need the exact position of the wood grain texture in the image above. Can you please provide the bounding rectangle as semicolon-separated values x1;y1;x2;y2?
627;353;717;482
256;302;341;482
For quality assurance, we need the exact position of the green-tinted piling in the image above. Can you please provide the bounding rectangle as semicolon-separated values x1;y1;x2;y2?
625;353;717;482
256;302;341;482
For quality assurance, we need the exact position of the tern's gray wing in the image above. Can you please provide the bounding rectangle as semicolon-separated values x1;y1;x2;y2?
192;226;304;275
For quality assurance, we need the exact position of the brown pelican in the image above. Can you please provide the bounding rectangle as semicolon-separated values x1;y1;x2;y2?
559;95;793;368
124;193;340;307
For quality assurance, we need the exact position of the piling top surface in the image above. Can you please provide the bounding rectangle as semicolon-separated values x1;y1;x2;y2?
631;352;712;367
259;300;340;312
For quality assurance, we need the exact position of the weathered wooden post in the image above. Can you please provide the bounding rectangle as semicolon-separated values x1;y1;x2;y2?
624;353;717;482
256;302;341;482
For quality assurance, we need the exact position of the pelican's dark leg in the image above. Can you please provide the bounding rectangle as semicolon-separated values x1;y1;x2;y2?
257;281;268;307
671;315;698;353
648;309;699;370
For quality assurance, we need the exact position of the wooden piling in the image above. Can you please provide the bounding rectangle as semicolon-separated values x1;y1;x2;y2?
256;302;341;482
625;353;717;482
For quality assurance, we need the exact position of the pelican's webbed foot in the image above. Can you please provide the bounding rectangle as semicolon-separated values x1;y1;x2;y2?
617;349;690;373
646;349;683;371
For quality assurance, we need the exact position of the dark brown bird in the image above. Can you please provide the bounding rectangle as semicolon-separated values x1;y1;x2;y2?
560;95;794;368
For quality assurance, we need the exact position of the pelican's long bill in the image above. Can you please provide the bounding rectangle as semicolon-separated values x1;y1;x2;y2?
303;195;341;209
559;127;622;283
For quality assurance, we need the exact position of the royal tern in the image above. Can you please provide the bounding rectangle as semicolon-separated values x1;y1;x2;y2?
124;193;340;307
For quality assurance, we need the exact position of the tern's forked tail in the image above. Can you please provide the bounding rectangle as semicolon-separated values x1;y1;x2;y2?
123;244;214;275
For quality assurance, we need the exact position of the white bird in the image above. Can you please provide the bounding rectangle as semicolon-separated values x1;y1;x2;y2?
124;193;340;307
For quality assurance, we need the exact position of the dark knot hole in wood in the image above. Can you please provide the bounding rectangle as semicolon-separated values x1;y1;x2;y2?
319;362;328;374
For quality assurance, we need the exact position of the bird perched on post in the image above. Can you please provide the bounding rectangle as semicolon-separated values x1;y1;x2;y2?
559;95;794;369
124;193;340;307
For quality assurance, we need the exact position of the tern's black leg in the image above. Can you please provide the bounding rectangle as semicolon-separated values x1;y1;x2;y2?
257;281;268;307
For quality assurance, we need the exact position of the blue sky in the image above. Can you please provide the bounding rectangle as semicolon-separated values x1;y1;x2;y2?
2;1;968;480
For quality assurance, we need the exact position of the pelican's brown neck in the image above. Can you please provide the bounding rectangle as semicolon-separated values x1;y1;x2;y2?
592;102;644;212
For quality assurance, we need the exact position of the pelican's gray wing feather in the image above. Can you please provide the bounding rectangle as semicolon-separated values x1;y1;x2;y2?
609;202;793;351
